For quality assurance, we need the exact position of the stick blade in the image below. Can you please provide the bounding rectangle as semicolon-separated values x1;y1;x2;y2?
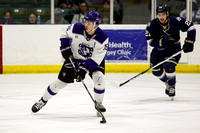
110;81;120;88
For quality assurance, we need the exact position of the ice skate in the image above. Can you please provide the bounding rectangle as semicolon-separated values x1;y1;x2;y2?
165;83;170;95
95;102;106;117
165;83;175;100
168;86;175;101
32;98;47;113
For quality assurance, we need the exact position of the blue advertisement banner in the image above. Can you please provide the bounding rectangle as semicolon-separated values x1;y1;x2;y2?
104;30;147;60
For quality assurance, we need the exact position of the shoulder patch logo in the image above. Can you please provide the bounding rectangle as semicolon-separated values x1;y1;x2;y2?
176;17;182;21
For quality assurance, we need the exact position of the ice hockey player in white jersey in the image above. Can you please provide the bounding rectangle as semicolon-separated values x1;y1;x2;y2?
32;10;109;117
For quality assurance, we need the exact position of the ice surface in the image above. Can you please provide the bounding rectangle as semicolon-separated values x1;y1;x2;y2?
0;73;200;133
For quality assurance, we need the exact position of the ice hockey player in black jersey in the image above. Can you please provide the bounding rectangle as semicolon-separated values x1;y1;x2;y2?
146;4;196;100
31;10;108;116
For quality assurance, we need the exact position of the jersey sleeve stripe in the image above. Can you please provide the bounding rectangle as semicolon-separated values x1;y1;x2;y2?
147;39;153;46
187;25;196;32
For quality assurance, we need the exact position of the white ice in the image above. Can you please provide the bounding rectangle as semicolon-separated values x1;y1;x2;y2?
0;73;200;133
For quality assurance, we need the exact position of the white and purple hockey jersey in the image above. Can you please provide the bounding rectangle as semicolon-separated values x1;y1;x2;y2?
60;23;109;71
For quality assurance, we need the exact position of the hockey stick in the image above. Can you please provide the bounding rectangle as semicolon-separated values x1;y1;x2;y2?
111;49;183;88
69;57;106;124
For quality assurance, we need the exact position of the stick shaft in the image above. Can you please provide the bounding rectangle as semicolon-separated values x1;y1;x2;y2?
69;58;106;122
69;58;95;101
119;49;183;87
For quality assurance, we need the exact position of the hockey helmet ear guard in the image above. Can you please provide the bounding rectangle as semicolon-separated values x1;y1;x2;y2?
156;4;168;15
84;10;102;25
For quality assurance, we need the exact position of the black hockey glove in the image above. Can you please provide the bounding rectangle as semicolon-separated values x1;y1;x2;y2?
159;35;175;48
183;39;194;53
60;46;73;60
75;65;88;82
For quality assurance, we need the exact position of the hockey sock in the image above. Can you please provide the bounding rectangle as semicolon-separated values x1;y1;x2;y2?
152;69;167;83
42;79;67;101
159;70;168;83
92;71;105;103
166;72;176;87
94;88;105;103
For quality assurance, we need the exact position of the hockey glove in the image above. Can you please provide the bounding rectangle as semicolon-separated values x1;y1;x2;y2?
159;35;175;48
75;65;88;82
183;40;194;53
60;45;73;60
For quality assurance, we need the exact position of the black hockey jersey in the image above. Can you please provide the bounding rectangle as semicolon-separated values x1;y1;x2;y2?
146;16;196;51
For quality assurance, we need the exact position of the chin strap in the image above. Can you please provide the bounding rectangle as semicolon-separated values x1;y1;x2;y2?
89;22;98;33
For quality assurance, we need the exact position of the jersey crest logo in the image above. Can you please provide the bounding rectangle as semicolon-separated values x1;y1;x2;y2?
78;43;93;58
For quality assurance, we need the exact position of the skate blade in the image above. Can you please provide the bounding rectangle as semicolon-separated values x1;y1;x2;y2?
96;111;104;117
169;96;174;101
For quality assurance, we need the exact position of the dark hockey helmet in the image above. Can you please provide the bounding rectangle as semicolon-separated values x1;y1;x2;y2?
156;4;168;14
84;10;102;24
